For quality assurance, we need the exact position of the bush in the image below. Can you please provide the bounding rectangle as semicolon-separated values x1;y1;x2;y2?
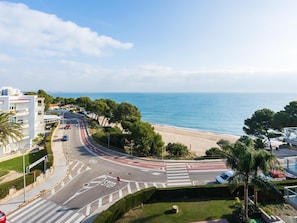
92;129;126;152
44;124;56;169
205;147;223;158
166;142;189;157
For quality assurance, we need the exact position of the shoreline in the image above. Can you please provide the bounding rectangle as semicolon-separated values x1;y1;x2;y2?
153;124;239;156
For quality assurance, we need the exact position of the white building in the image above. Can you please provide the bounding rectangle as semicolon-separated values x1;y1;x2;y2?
0;87;45;156
283;127;297;146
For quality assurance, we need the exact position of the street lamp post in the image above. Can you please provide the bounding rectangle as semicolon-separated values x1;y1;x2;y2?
22;150;26;202
22;143;31;203
130;142;134;156
107;135;110;149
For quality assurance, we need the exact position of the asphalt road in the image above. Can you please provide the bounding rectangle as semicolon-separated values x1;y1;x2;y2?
7;112;228;223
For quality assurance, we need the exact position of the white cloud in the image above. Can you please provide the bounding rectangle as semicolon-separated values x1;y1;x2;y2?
1;1;297;93
0;54;14;63
0;2;133;57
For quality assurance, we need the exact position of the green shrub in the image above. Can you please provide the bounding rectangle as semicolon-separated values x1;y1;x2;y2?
205;147;224;158
0;182;10;199
92;130;126;152
149;184;233;202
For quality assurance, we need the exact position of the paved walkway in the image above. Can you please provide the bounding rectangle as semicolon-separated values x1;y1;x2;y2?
0;125;67;215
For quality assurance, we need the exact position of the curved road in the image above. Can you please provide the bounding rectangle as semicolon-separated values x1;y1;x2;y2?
7;113;228;223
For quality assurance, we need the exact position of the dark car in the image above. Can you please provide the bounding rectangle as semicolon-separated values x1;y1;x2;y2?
62;135;68;141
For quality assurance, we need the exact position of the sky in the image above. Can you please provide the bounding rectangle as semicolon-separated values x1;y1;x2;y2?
1;0;297;93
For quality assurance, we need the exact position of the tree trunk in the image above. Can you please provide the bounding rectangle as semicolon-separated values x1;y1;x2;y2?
254;188;258;205
254;170;258;205
244;181;249;219
268;137;273;152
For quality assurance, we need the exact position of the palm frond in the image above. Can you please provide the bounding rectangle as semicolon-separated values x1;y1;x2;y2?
0;112;23;145
252;176;282;198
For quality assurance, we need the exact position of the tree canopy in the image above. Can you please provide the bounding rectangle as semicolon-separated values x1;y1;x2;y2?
129;121;164;157
166;142;189;157
243;108;275;137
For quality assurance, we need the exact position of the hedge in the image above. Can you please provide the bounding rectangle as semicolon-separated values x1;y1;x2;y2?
93;181;287;223
0;171;41;199
93;187;156;223
149;184;233;202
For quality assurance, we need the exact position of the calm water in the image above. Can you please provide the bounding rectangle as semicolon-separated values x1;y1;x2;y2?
50;92;297;136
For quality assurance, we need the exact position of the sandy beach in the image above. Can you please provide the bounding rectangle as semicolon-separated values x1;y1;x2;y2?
153;124;239;156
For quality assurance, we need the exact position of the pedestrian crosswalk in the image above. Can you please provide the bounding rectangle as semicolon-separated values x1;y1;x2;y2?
79;180;166;215
7;198;85;223
44;160;91;199
6;162;193;222
166;162;192;187
7;180;166;222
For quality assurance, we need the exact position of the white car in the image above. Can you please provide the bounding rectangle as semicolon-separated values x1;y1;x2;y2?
216;170;234;184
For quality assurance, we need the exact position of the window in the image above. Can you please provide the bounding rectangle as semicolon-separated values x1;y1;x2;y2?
37;100;43;106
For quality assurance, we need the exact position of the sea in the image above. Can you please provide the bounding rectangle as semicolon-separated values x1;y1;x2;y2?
50;92;297;136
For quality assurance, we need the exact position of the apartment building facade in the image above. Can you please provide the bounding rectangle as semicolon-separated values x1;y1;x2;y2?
0;87;45;156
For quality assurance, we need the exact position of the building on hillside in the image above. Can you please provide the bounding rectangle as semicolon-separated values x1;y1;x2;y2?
283;127;297;146
48;103;59;110
0;86;45;156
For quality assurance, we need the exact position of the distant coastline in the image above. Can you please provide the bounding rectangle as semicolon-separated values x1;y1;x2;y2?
51;92;297;136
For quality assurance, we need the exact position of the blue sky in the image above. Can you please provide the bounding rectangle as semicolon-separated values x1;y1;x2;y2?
1;1;297;93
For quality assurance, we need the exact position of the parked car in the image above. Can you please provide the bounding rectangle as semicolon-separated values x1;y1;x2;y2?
269;170;286;179
216;170;234;184
62;135;68;141
0;211;6;223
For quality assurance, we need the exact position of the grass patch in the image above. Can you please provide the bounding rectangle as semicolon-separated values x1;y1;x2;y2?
0;170;9;177
116;199;236;223
0;149;48;173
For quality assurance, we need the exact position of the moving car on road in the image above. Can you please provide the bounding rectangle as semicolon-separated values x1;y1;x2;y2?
62;135;69;141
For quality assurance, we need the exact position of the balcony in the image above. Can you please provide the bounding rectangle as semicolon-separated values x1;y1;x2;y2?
14;109;29;117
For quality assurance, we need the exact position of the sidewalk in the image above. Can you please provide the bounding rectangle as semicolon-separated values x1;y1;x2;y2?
0;126;68;215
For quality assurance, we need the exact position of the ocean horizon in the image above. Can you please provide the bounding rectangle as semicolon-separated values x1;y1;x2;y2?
50;92;297;136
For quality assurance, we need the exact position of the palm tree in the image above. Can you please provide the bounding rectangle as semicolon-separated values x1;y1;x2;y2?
224;141;254;219
252;149;280;204
222;138;282;220
0;112;23;146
